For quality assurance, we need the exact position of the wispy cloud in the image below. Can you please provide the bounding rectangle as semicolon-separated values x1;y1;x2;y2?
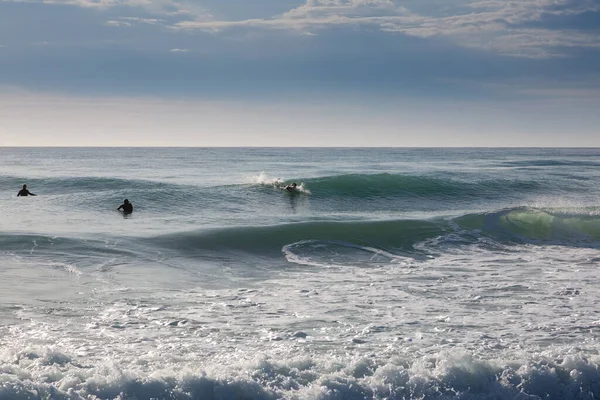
172;0;600;58
105;20;131;27
280;0;405;19
3;0;130;8
1;0;212;21
174;0;411;33
3;0;599;58
106;16;166;27
378;1;600;58
119;16;165;24
475;29;600;58
169;48;189;52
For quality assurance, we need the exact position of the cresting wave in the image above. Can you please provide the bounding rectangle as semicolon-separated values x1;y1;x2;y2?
454;207;600;246
253;173;546;200
149;219;449;258
2;207;599;260
1;172;572;205
150;206;600;255
1;349;600;399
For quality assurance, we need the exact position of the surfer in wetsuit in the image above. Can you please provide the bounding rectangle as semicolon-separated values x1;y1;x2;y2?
285;183;298;192
117;199;133;214
17;184;36;196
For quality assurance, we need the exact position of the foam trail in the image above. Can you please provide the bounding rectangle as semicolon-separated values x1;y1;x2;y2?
251;172;284;186
282;239;413;268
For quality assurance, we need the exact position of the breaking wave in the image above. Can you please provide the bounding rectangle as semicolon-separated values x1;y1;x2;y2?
1;349;599;399
2;207;599;264
255;173;544;200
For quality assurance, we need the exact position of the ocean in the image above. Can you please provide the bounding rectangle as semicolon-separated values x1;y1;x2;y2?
1;147;600;400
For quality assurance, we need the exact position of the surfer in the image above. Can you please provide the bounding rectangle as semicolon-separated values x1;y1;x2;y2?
17;184;36;196
117;199;133;214
285;183;298;192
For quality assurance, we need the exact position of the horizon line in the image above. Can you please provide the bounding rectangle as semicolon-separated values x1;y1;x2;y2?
1;146;599;150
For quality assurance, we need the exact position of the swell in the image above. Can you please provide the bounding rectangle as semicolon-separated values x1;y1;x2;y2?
0;233;139;267
281;173;544;199
500;159;600;167
0;175;180;194
3;207;598;261
150;207;600;256
2;173;579;212
0;174;221;214
149;219;450;256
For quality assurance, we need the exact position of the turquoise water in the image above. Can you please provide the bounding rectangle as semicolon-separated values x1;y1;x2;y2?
1;147;600;399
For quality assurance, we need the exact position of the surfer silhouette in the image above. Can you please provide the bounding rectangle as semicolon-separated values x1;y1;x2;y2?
285;183;298;192
17;184;36;196
117;199;133;214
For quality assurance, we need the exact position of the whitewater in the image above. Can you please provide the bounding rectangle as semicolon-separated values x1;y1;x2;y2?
1;147;600;400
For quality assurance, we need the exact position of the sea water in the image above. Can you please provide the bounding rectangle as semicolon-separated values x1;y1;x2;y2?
1;147;600;399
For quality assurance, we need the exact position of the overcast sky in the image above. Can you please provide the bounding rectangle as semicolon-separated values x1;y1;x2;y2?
1;0;599;146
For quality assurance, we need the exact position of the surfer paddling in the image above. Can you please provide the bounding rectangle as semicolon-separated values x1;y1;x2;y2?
17;184;36;196
117;199;133;214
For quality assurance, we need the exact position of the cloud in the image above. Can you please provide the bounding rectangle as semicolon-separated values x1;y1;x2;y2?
280;0;404;19
105;20;132;27
105;16;166;27
477;29;600;58
3;0;131;9
119;16;165;24
378;2;600;57
2;0;599;58
169;48;189;52
174;0;411;33
1;0;211;22
172;0;600;58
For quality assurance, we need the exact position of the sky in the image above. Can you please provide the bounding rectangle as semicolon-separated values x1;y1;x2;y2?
0;0;599;146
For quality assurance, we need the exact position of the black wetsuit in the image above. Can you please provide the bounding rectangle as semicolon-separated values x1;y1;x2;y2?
118;203;133;214
17;189;35;196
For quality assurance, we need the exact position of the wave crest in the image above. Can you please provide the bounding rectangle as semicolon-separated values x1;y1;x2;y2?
455;207;600;245
1;350;599;399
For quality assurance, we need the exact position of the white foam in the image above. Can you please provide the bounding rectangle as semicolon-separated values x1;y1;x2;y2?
282;239;412;268
250;172;311;195
251;172;284;186
2;344;599;399
50;262;82;277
